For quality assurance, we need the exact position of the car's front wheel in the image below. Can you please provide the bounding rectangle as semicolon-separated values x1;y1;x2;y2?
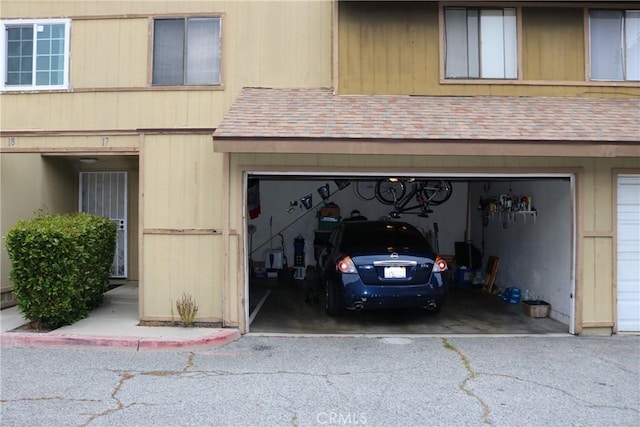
325;279;342;316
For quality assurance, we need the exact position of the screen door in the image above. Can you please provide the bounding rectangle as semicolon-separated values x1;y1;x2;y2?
79;172;128;278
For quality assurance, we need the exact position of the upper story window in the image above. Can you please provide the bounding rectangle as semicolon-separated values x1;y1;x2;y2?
589;10;640;81
444;7;517;79
1;19;71;91
152;17;221;86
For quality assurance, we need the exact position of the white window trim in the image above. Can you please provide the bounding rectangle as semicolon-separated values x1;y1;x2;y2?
1;18;71;91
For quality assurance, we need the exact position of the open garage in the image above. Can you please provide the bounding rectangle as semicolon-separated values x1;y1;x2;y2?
245;173;574;335
211;88;638;335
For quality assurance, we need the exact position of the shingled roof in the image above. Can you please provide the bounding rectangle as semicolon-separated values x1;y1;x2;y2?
213;88;639;143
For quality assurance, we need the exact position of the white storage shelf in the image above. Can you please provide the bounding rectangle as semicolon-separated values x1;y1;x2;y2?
483;210;537;224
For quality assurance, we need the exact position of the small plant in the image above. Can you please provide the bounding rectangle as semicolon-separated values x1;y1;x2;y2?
175;292;198;326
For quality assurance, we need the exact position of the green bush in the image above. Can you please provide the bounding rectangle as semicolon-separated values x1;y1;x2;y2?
5;212;117;328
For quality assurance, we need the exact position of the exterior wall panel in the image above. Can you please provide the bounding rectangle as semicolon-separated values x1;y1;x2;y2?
1;1;332;132
522;8;585;81
71;18;150;89
141;234;221;322
338;1;438;94
142;135;220;228
338;2;639;97
141;134;222;322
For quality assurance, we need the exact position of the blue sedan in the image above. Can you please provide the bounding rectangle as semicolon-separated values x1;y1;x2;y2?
317;220;448;316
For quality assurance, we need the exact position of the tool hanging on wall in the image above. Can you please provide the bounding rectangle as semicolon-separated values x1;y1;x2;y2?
248;224;257;266
293;234;306;280
264;216;285;279
250;181;351;257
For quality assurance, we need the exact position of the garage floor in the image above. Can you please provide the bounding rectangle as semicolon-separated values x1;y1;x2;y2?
248;276;568;335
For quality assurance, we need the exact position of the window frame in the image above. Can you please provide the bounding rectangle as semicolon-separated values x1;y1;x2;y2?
588;9;640;82
440;5;521;82
1;18;71;92
150;15;223;87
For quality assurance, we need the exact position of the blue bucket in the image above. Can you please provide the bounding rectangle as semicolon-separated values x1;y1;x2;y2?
508;287;521;304
500;287;522;304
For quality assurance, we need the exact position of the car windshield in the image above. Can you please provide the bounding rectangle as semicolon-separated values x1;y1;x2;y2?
340;221;432;252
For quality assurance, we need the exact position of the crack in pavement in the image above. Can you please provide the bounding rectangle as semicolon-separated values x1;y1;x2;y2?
83;372;147;426
83;351;197;426
482;371;640;415
441;340;639;423
442;338;492;425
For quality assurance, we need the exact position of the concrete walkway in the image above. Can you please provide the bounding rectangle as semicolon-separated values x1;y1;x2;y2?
0;283;240;349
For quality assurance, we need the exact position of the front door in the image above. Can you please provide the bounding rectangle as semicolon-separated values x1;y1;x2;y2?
79;172;128;278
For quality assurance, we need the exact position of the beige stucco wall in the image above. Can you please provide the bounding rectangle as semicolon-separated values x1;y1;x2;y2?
1;154;75;291
1;154;140;290
227;153;639;333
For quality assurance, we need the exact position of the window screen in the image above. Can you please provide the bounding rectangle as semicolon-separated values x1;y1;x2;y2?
445;7;517;79
590;10;640;81
152;17;221;86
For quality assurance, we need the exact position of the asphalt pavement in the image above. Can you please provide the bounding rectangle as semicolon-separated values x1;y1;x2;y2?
1;335;638;426
1;284;639;426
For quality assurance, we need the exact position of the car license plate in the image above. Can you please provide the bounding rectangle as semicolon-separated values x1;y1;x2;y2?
384;266;406;278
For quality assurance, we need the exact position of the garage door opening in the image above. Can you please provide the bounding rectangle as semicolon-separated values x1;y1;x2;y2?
244;172;575;335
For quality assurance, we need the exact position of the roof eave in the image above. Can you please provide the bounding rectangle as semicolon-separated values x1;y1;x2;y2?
212;137;640;158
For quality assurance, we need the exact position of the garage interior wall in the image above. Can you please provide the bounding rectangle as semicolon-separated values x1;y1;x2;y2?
247;179;468;269
469;179;573;324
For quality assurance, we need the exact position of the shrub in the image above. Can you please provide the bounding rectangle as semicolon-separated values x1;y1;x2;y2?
5;212;117;328
176;292;199;326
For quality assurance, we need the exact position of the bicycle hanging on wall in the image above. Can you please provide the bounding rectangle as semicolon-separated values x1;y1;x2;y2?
375;178;453;218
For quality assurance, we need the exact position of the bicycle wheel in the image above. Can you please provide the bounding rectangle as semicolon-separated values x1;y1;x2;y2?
375;180;406;205
422;180;453;206
354;181;377;201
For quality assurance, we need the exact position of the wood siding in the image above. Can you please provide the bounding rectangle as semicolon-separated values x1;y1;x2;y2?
338;1;640;97
140;134;223;322
522;7;584;81
338;1;439;94
1;1;333;132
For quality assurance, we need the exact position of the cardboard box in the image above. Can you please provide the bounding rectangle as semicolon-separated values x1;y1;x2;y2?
456;267;475;285
319;205;340;218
